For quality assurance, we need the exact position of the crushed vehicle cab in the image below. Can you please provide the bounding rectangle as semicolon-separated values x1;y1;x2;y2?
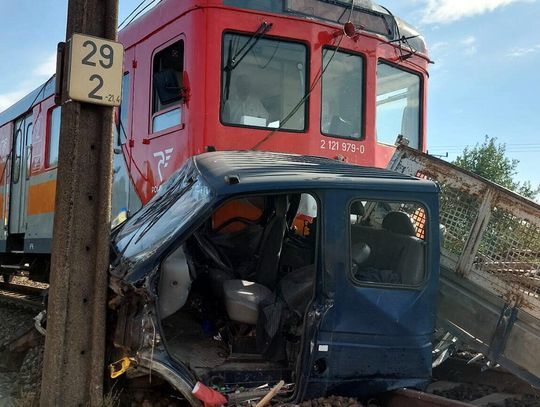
108;151;440;403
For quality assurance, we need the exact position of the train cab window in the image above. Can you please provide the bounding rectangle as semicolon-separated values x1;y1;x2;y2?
321;49;364;139
221;33;307;131
350;200;427;287
376;62;421;149
47;106;61;167
152;40;184;133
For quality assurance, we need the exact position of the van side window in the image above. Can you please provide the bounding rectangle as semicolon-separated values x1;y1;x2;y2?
152;40;184;133
350;200;427;287
48;106;61;167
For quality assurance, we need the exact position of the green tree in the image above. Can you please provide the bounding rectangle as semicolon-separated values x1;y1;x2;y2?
453;136;540;200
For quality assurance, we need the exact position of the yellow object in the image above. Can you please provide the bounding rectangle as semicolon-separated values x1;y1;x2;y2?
109;357;131;378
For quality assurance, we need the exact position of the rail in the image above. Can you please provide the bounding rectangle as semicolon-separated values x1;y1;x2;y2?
0;281;45;311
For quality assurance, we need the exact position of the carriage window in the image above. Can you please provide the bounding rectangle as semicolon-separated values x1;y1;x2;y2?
47;106;61;167
376;62;421;149
117;73;130;145
350;200;427;287
221;33;307;131
152;40;184;132
321;49;363;139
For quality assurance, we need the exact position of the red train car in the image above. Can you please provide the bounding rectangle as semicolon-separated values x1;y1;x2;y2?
0;0;429;281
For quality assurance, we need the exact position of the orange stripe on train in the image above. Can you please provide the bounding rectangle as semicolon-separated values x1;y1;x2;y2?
27;180;56;216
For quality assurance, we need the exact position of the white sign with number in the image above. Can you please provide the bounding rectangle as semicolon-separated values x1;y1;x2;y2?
67;33;124;106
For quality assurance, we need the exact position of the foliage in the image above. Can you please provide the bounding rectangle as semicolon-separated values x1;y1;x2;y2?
453;136;540;200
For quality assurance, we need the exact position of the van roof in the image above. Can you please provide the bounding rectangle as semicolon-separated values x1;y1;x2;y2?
193;150;439;194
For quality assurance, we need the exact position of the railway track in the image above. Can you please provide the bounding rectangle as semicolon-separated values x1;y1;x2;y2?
0;281;46;311
0;278;537;406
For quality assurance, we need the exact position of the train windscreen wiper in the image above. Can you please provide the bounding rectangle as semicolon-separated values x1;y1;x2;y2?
223;21;273;100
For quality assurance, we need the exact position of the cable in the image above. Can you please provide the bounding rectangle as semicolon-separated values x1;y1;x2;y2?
251;33;345;150
119;0;148;28
26;75;55;115
121;0;161;29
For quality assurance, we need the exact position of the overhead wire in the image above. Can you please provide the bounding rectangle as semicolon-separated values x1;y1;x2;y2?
120;0;161;29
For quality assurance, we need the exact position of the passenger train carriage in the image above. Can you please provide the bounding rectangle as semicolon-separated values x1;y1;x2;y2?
0;0;429;282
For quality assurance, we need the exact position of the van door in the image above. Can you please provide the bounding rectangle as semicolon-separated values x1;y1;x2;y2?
9;113;33;236
299;190;439;399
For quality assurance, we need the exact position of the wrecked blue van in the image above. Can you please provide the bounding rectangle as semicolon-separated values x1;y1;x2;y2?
108;151;440;404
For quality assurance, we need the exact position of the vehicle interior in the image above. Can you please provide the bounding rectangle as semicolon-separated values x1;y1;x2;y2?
157;192;318;388
350;200;427;286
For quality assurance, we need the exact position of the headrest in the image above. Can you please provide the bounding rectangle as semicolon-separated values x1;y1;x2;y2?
382;211;416;236
350;201;365;216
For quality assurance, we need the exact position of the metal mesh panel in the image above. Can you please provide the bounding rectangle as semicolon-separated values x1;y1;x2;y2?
414;169;480;257
438;183;481;259
474;207;540;299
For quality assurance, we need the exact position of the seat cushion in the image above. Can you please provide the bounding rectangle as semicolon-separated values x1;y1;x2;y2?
223;280;272;324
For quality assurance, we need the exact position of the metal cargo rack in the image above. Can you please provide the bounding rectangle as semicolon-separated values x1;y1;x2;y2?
388;144;540;389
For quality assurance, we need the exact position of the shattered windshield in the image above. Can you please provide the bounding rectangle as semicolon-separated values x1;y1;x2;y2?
113;161;211;263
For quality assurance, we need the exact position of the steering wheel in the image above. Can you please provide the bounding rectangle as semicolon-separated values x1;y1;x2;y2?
194;231;233;271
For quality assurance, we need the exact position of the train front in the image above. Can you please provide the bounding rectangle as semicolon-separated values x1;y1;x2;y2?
201;0;429;168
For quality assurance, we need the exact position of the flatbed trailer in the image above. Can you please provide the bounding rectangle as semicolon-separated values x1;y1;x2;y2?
388;144;540;389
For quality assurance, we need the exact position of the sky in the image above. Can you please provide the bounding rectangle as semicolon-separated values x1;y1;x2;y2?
0;0;538;185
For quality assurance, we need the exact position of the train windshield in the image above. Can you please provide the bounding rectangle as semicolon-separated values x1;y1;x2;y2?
221;32;307;131
321;49;364;140
376;62;421;149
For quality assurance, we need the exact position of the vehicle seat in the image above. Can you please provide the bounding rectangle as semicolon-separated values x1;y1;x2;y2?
253;196;288;289
382;211;416;236
382;211;425;285
223;279;272;325
351;211;425;285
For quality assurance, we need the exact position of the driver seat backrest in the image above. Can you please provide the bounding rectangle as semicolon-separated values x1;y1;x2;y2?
254;196;288;290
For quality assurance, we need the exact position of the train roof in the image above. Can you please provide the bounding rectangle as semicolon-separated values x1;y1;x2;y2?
0;77;56;127
0;0;426;127
193;150;438;194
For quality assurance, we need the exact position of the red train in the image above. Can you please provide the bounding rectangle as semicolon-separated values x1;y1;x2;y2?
0;0;429;281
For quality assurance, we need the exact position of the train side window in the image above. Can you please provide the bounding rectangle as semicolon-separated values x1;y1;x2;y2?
152;40;184;133
376;62;421;149
12;128;22;184
47;106;61;168
116;73;130;145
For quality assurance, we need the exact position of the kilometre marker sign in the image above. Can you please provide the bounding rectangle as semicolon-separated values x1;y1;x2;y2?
67;33;123;106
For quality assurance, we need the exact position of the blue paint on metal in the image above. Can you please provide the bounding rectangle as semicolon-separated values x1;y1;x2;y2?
112;151;440;398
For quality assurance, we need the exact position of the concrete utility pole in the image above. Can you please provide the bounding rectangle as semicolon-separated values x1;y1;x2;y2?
40;1;119;405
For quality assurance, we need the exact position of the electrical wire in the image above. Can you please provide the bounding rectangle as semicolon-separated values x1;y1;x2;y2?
119;0;148;28
120;0;161;29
